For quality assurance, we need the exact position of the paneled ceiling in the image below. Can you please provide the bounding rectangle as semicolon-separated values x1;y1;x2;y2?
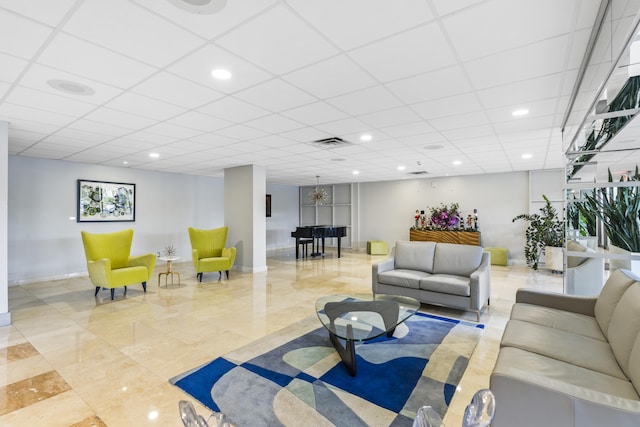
0;0;636;185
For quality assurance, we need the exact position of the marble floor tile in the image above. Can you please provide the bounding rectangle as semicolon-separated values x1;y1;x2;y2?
1;249;564;426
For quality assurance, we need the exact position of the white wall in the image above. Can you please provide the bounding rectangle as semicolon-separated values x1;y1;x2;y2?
357;172;532;263
8;156;223;284
266;183;299;251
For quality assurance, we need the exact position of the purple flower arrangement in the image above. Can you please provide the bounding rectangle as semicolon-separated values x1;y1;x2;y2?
428;202;461;230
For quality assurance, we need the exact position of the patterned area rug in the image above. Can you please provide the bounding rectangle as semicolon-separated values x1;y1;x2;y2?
171;312;483;427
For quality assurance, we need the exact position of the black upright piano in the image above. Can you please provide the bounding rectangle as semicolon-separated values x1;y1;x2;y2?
291;225;347;259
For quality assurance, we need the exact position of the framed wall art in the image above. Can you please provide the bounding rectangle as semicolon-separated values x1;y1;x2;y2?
77;179;136;222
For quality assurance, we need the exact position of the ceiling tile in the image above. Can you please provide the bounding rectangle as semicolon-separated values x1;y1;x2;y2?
281;102;349;126
168;111;233;133
0;103;75;127
197;96;269;123
1;0;78;26
313;118;370;136
216;4;338;75
412;93;482;120
83;107;156;131
475;74;564;109
38;33;157;89
349;22;456;82
386;66;472;104
168;43;273;94
431;0;483;17
132;72;224;109
234;79;316;112
358;106;422;128
17;64;124;105
327;86;402;116
143;122;203;140
0;81;9;99
381;121;435;138
464;35;571;89
67;119;133;138
283;55;377;99
63;0;204;67
106;92;186;121
245;114;304;134
6;86;97;117
0;10;52;59
287;0;435;50
131;0;276;39
0;53;28;83
215;124;268;141
428;111;489;131
442;0;583;61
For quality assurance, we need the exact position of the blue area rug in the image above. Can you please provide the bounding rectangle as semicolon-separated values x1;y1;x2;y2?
171;312;483;426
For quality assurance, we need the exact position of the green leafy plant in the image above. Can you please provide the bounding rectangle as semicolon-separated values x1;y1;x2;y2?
580;167;640;252
512;195;565;270
569;76;640;179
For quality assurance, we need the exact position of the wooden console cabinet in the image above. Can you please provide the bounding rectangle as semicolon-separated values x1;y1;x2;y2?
409;229;481;246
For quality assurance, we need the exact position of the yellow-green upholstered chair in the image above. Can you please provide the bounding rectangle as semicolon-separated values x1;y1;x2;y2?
81;229;156;300
188;226;237;282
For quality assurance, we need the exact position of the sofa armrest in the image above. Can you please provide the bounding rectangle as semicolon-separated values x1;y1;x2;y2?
87;258;111;287
222;247;237;268
128;253;157;278
372;257;395;293
515;288;597;316
491;365;640;427
469;252;491;311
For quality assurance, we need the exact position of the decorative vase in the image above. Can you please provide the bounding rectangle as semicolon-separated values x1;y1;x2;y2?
545;246;564;273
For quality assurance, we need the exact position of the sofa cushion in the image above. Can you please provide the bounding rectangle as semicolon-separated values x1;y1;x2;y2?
432;243;483;276
607;283;640;378
394;241;436;273
510;303;606;341
627;333;640;395
493;347;640;400
378;269;430;290
566;240;589;268
594;269;639;337
501;319;626;380
420;274;470;296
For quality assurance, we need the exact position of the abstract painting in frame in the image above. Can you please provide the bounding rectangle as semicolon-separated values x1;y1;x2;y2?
77;179;136;222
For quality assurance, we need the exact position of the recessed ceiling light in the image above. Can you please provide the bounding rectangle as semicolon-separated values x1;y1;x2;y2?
149;153;160;158
397;165;406;171
512;109;529;117
122;161;128;165
167;0;227;14
352;170;360;175
360;134;372;142
521;153;532;159
453;160;462;165
211;68;232;80
46;79;95;96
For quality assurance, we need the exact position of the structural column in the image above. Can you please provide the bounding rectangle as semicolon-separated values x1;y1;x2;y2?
0;121;10;326
224;165;267;273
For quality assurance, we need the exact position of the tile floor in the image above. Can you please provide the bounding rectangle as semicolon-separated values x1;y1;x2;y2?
0;249;564;426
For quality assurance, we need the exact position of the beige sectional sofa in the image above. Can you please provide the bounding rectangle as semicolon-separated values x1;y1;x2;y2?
490;268;640;427
372;240;491;321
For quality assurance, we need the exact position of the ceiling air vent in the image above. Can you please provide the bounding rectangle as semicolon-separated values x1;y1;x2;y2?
309;137;352;148
408;171;429;175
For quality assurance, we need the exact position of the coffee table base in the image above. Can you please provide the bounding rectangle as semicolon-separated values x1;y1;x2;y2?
324;300;400;376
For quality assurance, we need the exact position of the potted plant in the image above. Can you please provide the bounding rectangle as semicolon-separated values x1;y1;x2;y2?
580;167;640;271
513;195;565;271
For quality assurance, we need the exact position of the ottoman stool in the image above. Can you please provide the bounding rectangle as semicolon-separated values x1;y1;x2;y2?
367;240;388;255
485;247;508;266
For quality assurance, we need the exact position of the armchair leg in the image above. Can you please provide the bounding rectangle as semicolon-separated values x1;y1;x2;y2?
124;286;127;294
218;271;222;279
94;287;100;297
141;282;146;293
110;288;115;300
197;273;202;282
225;270;229;279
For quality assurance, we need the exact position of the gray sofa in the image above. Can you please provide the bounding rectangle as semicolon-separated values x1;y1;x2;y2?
490;268;640;427
372;240;491;321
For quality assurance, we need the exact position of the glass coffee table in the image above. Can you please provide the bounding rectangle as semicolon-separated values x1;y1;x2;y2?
315;294;420;376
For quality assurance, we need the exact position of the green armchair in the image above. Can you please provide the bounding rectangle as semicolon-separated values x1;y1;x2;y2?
188;226;237;281
81;229;156;300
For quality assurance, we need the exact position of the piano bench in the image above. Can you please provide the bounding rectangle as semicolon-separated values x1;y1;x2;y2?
367;240;388;255
299;238;314;258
